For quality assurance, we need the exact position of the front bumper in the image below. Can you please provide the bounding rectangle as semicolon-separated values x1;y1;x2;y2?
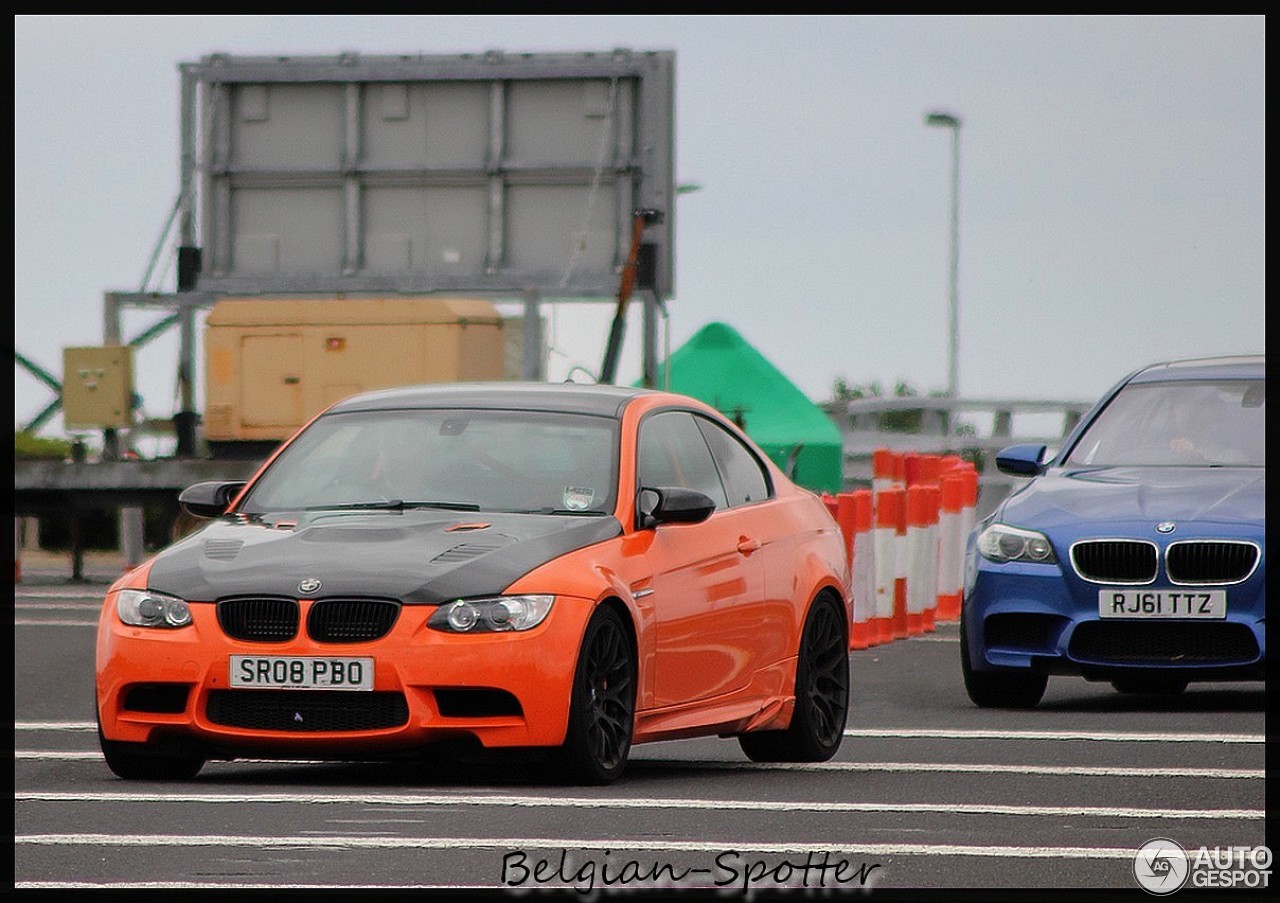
95;593;596;757
962;561;1266;682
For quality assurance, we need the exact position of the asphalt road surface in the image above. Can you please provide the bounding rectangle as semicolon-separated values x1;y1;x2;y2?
14;556;1267;894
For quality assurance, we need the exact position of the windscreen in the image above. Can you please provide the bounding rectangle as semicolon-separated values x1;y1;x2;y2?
1064;379;1264;467
239;408;619;515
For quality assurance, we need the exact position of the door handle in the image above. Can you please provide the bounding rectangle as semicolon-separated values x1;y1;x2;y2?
737;536;762;555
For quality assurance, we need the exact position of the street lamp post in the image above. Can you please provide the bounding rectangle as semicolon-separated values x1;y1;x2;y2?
925;110;961;398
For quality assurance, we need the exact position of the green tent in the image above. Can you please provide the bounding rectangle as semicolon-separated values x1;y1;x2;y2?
646;321;843;493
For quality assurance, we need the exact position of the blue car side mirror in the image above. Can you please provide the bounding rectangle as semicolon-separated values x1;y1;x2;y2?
995;444;1048;477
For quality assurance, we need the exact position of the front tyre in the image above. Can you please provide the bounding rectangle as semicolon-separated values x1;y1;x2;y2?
739;593;849;763
960;615;1047;709
548;606;636;785
97;716;205;780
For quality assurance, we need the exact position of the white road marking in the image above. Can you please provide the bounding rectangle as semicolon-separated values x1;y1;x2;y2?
10;833;1206;859
13;790;1262;820
20;751;1262;779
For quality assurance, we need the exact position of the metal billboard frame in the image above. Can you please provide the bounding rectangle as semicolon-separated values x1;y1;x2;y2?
177;49;676;301
19;50;678;448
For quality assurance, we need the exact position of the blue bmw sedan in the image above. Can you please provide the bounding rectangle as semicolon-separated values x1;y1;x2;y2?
961;355;1265;707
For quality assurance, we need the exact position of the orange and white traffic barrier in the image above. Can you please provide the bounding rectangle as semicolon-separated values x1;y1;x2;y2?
935;473;966;622
905;484;940;635
923;483;942;632
832;491;856;645
906;448;947;486
840;490;876;649
872;486;903;644
904;451;945;488
867;450;981;641
958;464;979;568
829;491;860;648
903;452;922;488
872;448;901;494
955;465;981;620
891;487;910;640
939;454;967;475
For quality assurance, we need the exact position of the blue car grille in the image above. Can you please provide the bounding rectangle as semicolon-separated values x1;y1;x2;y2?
1071;540;1158;583
1166;541;1259;584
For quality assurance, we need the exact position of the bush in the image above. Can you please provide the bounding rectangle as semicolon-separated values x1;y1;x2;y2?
14;431;73;460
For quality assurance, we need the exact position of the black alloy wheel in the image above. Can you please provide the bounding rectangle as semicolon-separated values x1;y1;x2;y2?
739;593;849;763
549;606;636;785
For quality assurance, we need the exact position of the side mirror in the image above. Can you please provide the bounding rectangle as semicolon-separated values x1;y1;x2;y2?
178;481;247;518
995;444;1048;477
637;486;717;529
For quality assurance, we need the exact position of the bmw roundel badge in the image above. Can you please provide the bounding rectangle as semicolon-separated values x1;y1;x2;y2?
298;577;323;594
1155;522;1177;534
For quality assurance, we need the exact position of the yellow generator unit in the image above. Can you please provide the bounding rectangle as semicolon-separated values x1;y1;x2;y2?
204;297;504;452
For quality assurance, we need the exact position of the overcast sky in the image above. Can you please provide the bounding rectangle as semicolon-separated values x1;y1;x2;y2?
14;15;1265;440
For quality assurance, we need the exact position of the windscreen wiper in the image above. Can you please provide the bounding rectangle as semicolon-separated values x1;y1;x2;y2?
305;499;481;511
518;507;610;516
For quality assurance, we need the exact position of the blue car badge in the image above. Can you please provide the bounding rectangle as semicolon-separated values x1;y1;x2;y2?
298;577;323;594
1155;522;1176;534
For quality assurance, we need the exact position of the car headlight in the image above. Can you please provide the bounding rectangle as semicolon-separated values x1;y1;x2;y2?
116;588;193;628
428;595;555;633
977;524;1057;564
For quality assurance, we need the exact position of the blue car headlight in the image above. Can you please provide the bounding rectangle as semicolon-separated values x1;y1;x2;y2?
977;524;1057;564
116;588;193;628
428;595;555;633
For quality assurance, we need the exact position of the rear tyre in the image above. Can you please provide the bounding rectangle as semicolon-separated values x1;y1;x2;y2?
548;606;635;785
739;594;849;763
97;717;205;780
960;616;1047;709
1111;676;1188;695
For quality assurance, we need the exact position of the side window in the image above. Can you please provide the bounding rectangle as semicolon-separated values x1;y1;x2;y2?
637;411;729;509
696;417;772;507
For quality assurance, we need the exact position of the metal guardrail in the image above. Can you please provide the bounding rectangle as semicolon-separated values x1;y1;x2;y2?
13;395;1093;577
13;458;260;516
821;396;1092;518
